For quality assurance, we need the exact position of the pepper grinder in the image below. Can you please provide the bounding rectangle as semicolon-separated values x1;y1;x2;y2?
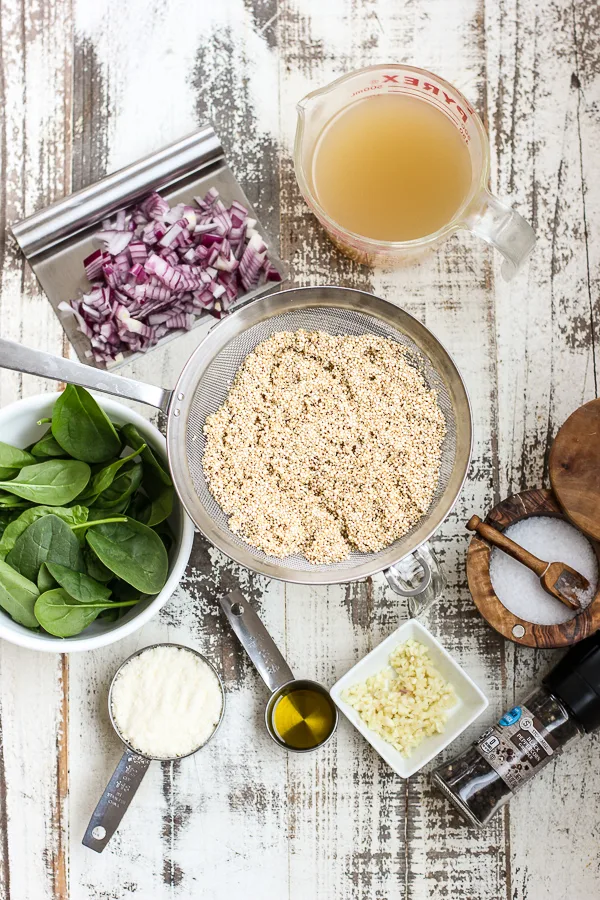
432;630;600;827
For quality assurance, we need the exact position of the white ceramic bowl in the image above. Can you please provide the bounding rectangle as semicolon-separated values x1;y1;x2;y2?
0;391;194;653
330;619;488;778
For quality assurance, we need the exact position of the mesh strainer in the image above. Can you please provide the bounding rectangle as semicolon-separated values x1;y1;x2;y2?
0;286;472;611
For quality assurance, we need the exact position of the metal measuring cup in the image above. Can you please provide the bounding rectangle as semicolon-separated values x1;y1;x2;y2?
220;590;338;752
82;643;225;853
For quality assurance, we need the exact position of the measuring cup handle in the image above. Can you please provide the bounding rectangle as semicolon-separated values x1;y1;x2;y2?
82;750;151;853
384;542;446;617
463;189;536;280
220;589;295;693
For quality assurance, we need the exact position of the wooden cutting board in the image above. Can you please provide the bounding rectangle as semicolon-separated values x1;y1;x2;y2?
549;398;600;541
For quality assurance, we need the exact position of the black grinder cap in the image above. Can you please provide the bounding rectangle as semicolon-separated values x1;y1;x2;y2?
544;631;600;733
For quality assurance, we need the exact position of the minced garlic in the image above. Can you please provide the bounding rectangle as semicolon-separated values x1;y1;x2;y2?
343;639;456;757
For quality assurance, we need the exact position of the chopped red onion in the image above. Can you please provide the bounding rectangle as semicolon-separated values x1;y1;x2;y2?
239;233;268;291
158;221;185;248
62;188;281;364
96;230;133;256
139;192;169;221
129;240;147;264
83;249;104;281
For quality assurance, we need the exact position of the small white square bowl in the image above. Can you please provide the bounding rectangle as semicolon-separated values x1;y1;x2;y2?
330;619;488;778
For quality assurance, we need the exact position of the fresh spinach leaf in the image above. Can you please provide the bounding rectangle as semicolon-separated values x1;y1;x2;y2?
110;579;147;603
0;441;36;471
98;607;120;622
7;514;85;583
79;446;145;504
69;515;126;547
52;386;121;463
0;505;88;559
30;433;67;459
84;548;113;583
0;459;90;506
86;518;168;594
145;487;174;527
34;589;137;638
37;562;57;593
71;516;127;532
88;495;131;519
126;491;150;524
0;494;30;509
46;562;112;604
91;462;143;510
153;520;175;556
128;487;174;528
0;510;20;540
35;589;99;637
121;424;172;496
0;559;39;628
0;468;17;480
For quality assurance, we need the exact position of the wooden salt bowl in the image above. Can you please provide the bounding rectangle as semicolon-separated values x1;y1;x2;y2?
466;488;600;648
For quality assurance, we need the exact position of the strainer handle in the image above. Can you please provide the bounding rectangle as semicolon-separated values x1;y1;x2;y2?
0;337;172;412
384;542;446;617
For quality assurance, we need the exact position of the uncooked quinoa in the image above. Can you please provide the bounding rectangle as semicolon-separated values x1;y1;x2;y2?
342;639;457;757
202;329;446;564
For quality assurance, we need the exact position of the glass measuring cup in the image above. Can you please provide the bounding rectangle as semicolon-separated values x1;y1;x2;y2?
82;643;225;853
220;590;338;752
295;64;535;277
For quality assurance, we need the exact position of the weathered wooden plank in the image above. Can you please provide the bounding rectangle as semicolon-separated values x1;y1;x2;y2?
0;646;67;900
0;1;73;899
278;3;406;897
572;0;600;391
486;0;600;898
489;0;596;494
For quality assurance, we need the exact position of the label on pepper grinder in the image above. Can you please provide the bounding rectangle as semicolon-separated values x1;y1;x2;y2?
474;704;560;792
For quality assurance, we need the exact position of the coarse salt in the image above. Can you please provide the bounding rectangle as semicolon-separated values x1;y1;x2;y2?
111;646;223;759
489;517;599;626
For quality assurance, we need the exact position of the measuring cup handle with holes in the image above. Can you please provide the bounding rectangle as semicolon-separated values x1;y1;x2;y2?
220;590;338;752
82;751;151;852
220;590;295;693
384;542;446;617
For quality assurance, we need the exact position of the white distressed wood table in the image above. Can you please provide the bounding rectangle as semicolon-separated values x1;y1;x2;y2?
0;1;599;897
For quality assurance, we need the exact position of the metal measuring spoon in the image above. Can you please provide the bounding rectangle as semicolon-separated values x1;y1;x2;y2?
220;590;338;752
82;643;225;853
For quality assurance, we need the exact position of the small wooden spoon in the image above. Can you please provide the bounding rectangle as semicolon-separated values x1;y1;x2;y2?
466;515;588;610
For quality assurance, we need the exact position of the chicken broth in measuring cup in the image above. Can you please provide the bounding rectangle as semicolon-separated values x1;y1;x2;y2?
296;65;535;272
311;93;472;242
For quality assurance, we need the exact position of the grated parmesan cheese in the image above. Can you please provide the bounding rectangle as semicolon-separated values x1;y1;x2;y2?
111;645;223;759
